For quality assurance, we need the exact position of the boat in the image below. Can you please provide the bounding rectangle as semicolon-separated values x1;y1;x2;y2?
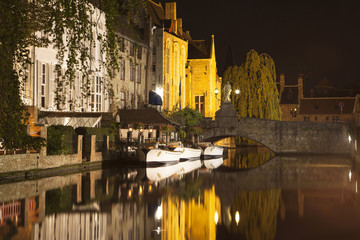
198;142;224;158
203;157;224;170
173;146;202;161
167;142;202;162
137;148;180;166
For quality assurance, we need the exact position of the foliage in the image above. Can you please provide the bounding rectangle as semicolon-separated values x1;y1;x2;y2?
0;0;145;150
190;126;204;135
160;124;176;133
169;106;203;128
76;126;118;151
223;49;281;120
47;125;77;155
133;122;144;130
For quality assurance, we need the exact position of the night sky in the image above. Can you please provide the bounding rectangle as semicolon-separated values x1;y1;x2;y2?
172;0;360;87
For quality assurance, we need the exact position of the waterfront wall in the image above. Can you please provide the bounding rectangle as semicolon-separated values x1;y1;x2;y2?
0;134;116;175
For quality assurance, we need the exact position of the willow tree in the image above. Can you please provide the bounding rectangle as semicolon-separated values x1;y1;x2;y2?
223;49;281;120
0;0;146;150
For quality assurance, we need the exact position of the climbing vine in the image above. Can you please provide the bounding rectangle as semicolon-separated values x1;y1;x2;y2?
0;0;146;150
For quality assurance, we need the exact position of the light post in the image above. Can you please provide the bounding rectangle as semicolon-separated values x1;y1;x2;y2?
215;88;220;107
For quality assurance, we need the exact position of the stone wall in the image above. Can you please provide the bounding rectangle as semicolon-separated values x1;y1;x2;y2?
203;103;352;154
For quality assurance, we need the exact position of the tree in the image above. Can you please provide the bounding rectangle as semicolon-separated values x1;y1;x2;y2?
169;107;203;141
0;0;145;150
223;49;281;120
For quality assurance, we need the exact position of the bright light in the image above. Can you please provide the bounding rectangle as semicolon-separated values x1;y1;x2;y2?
235;211;240;225
356;181;358;194
349;135;352;143
235;89;240;95
129;127;133;132
149;129;153;133
155;204;162;220
149;184;152;192
64;117;70;126
214;88;219;95
128;189;132;198
155;87;163;99
214;211;219;225
139;186;143;195
349;170;352;182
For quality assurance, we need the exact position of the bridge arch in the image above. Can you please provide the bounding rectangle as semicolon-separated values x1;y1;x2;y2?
203;103;351;155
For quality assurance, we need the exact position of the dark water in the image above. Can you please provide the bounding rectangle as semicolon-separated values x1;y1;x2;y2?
1;147;360;240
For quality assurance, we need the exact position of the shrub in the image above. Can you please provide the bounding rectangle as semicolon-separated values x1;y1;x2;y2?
47;125;76;155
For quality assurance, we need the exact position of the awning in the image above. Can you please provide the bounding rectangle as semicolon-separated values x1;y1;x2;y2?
149;91;163;106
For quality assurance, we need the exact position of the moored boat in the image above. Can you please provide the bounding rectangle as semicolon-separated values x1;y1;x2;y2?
173;146;202;162
138;148;180;166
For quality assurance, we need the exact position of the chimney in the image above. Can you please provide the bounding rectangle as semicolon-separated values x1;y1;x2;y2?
165;2;176;20
298;74;304;101
177;18;183;35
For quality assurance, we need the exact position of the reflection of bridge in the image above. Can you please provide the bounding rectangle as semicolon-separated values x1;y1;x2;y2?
203;103;351;154
199;155;353;207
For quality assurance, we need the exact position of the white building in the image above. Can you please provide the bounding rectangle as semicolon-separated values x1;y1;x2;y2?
21;4;109;113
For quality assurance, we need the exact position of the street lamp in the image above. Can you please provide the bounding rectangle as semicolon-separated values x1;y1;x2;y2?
235;89;240;95
214;88;219;95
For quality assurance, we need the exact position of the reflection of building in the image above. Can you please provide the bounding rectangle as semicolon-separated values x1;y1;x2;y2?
162;185;221;240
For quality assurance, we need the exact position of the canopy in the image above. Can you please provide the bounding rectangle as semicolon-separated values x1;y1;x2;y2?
149;91;163;105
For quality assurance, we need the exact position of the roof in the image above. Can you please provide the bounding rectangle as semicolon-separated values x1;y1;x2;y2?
280;87;299;104
117;108;180;126
146;0;165;26
299;98;355;115
188;39;211;59
38;111;113;128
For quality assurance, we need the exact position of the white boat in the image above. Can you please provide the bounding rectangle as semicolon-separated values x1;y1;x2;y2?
203;157;224;169
146;163;183;182
138;148;180;166
173;146;202;162
203;145;224;157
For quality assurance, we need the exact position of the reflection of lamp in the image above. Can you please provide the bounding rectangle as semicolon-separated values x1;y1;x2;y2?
235;211;240;225
214;211;219;225
235;89;240;95
155;204;162;220
128;189;132;198
139;186;143;196
149;184;152;192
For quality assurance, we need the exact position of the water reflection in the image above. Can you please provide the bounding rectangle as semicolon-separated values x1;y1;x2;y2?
1;150;360;239
224;147;275;169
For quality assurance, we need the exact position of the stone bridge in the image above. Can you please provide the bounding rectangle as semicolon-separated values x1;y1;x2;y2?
203;103;352;155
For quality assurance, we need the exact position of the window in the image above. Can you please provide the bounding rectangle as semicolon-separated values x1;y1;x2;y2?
130;93;134;109
137;46;142;59
332;116;336;122
137;94;141;109
304;116;310;121
166;46;170;74
136;65;141;83
336;116;340;122
290;108;297;118
152;64;156;72
120;91;126;109
195;95;205;115
130;42;134;56
120;59;125;80
41;64;46;107
120;37;125;52
130;62;135;82
314;116;318;121
95;76;101;111
326;116;330;121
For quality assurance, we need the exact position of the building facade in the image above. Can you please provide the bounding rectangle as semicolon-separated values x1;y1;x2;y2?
187;36;222;118
21;5;109;113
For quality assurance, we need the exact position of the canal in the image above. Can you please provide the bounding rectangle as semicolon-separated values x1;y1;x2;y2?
1;147;360;239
